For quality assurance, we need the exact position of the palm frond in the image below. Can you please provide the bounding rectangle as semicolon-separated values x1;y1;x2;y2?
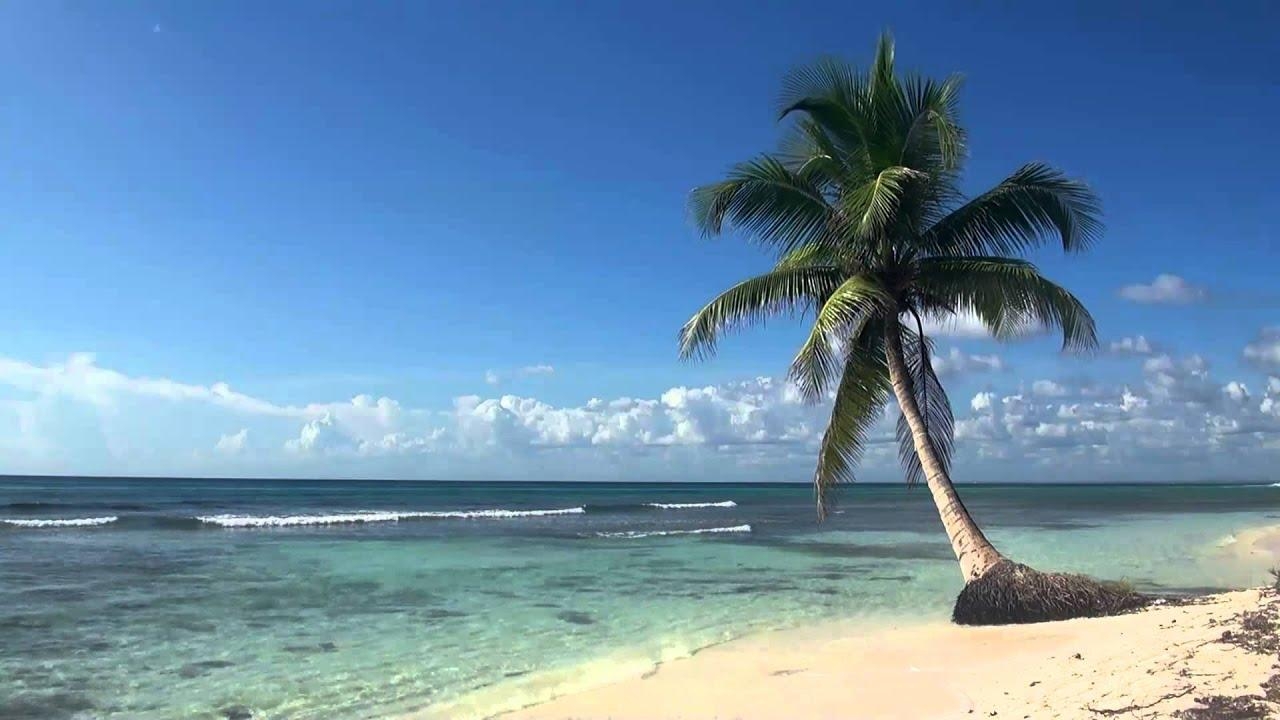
894;321;954;487
814;319;891;519
789;275;890;402
841;165;924;237
689;156;838;255
922;163;1102;256
777;116;865;187
678;266;843;360
772;243;844;271
915;256;1098;352
870;31;897;101
777;56;879;181
866;32;908;165
778;56;866;120
899;73;966;171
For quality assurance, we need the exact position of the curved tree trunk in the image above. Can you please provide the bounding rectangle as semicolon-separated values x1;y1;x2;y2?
884;324;1004;582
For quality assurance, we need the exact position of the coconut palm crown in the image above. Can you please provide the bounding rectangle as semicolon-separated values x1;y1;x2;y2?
678;34;1104;589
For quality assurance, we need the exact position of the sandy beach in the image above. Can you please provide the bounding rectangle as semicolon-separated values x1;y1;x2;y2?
500;527;1280;720
502;589;1277;720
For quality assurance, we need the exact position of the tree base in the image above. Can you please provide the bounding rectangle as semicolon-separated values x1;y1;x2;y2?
952;560;1148;625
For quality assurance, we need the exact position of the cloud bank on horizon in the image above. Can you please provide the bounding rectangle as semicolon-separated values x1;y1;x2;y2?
2;319;1279;483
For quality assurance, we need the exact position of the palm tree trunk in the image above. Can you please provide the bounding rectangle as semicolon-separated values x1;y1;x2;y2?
884;324;1004;582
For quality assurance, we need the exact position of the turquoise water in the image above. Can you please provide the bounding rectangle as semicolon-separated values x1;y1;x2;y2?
1;478;1277;719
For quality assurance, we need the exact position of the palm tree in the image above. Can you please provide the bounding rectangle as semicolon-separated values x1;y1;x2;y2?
679;34;1142;624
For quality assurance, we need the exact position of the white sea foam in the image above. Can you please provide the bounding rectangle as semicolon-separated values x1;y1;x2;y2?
646;501;737;509
197;507;585;527
595;524;752;539
1271;483;1280;488
1;516;119;528
422;507;586;519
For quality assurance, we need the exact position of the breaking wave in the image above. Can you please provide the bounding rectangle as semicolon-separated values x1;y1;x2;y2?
594;524;752;539
1;516;119;528
197;507;586;527
645;501;737;509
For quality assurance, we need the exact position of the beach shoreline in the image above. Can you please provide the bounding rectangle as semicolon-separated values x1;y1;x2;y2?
490;588;1277;720
478;524;1280;720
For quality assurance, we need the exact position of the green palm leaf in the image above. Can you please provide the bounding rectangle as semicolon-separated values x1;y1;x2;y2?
772;243;845;271
922;163;1102;256
894;323;954;487
842;166;924;238
689;156;839;255
898;73;965;171
813;319;891;519
915;256;1098;352
789;275;890;402
678;265;843;360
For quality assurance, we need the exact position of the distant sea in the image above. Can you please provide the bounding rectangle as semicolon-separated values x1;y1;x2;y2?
2;476;1277;719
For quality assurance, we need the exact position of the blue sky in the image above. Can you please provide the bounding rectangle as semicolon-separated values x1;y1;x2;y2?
1;1;1277;481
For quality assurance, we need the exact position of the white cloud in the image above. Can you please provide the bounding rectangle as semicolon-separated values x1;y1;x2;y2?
916;311;1043;341
919;311;993;339
955;364;1280;469
931;348;1004;377
1118;274;1207;305
1141;354;1216;404
441;377;832;452
483;364;556;386
970;392;996;413
3;349;1280;481
1223;382;1250;403
215;428;249;455
0;352;296;417
1031;380;1069;397
286;413;346;454
1243;327;1280;371
1108;336;1156;356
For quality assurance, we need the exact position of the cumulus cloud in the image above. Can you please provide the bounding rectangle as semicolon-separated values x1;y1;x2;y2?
1222;382;1250;403
441;377;832;452
483;364;556;386
931;348;1004;377
3;348;1280;481
1142;354;1216;404
1108;336;1157;356
286;413;346;454
953;348;1280;472
215;428;249;455
919;311;993;339
1118;274;1207;305
916;311;1042;341
1243;327;1280;371
1031;380;1069;397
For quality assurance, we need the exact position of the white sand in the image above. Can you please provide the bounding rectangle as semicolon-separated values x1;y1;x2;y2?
497;525;1280;720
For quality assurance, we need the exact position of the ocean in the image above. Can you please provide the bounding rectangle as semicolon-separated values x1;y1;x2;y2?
2;477;1276;719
